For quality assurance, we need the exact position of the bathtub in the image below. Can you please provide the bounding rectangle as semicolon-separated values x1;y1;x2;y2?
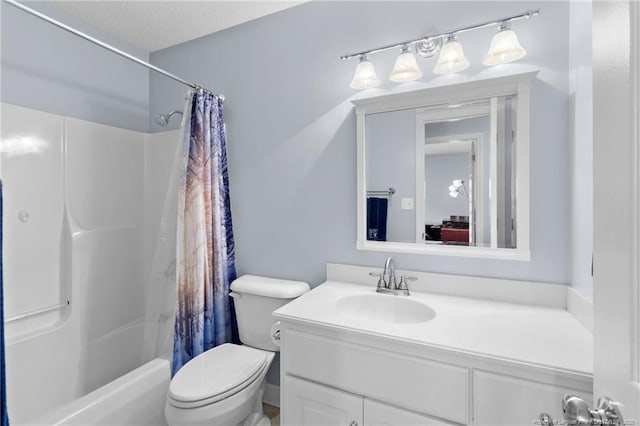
27;358;171;426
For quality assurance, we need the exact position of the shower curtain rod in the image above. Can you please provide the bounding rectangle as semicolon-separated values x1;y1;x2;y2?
4;0;224;101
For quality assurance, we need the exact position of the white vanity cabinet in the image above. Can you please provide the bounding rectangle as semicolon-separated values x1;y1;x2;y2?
280;323;592;426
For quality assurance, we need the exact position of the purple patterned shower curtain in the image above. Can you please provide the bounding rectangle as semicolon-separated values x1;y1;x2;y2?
172;90;238;376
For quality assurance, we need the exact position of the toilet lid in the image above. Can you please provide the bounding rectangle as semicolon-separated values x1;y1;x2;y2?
168;343;268;407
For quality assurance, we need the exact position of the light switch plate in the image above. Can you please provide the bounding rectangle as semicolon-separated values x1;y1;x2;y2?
401;197;414;210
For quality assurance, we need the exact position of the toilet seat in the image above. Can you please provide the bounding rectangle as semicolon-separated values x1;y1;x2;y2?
168;343;268;409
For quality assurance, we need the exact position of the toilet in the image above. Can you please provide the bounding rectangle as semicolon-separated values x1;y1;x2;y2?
165;275;310;426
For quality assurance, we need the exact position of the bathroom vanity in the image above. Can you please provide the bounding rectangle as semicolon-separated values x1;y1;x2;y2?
274;264;593;426
268;67;597;426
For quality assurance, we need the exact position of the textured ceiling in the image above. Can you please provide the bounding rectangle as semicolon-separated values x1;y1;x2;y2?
43;1;303;52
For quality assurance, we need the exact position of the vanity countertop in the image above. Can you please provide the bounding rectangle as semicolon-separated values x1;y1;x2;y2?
273;280;593;376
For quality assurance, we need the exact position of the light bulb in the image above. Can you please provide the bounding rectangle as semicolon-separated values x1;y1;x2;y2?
453;180;463;188
448;185;457;192
449;191;459;198
389;46;423;83
483;24;527;66
350;56;381;89
433;36;470;75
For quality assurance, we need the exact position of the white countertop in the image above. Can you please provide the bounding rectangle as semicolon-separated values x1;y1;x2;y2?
274;280;593;375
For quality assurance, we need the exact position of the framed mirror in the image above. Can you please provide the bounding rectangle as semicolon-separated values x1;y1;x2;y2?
354;72;536;259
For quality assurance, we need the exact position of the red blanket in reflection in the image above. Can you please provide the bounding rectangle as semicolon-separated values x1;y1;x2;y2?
441;227;469;243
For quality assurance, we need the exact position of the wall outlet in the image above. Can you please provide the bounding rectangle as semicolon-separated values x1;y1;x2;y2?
401;197;414;210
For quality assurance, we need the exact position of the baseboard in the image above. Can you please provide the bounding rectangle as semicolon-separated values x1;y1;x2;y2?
263;383;280;408
566;287;593;333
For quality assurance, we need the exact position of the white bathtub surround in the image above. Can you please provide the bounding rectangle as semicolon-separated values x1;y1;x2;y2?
1;103;179;423
1;104;66;339
1;103;148;422
274;273;593;425
327;262;593;331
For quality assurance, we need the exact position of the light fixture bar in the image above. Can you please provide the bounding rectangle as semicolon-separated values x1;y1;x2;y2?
340;9;539;60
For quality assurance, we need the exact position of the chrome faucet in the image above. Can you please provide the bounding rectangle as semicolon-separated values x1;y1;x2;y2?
369;256;415;296
382;256;396;289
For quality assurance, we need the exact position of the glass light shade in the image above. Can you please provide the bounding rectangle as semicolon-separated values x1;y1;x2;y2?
448;185;457;192
433;40;470;75
350;59;381;89
452;179;463;187
483;29;527;66
389;51;423;82
449;191;459;198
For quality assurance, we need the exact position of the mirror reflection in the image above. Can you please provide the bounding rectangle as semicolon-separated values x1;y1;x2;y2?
365;94;517;249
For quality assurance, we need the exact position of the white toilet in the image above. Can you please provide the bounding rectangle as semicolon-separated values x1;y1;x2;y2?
165;275;310;426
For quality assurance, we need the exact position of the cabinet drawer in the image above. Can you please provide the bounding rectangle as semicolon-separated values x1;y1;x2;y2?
473;370;593;426
283;329;469;424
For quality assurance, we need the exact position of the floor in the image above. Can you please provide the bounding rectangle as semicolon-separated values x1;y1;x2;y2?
264;404;280;426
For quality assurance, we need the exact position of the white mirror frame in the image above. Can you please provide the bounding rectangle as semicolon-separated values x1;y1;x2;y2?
354;71;537;260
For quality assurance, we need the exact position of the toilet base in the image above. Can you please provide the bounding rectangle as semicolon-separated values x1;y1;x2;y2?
241;413;270;426
239;379;270;426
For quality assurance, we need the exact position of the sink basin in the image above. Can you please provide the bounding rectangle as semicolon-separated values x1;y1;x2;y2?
335;294;436;324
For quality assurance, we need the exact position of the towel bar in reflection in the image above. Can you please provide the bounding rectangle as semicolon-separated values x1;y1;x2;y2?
367;187;396;198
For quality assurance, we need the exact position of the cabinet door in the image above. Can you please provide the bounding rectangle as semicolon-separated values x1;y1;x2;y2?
364;399;457;426
473;371;593;426
283;375;363;426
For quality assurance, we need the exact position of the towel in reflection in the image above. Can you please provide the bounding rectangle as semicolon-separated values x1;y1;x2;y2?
367;197;388;241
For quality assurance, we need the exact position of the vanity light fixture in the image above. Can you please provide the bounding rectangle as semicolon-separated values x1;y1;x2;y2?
341;9;538;89
389;45;423;82
415;37;442;59
433;35;470;75
483;22;527;65
350;55;381;89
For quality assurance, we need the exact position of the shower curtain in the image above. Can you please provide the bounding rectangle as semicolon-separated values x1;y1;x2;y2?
1;181;8;426
172;90;238;376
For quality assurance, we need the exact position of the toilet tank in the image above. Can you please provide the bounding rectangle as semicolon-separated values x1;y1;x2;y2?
230;275;310;351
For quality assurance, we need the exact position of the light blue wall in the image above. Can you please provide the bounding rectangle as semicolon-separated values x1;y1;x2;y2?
366;109;416;242
1;1;150;132
150;1;571;287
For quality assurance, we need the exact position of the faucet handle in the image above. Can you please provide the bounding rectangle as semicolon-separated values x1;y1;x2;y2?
369;272;385;290
396;276;414;296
